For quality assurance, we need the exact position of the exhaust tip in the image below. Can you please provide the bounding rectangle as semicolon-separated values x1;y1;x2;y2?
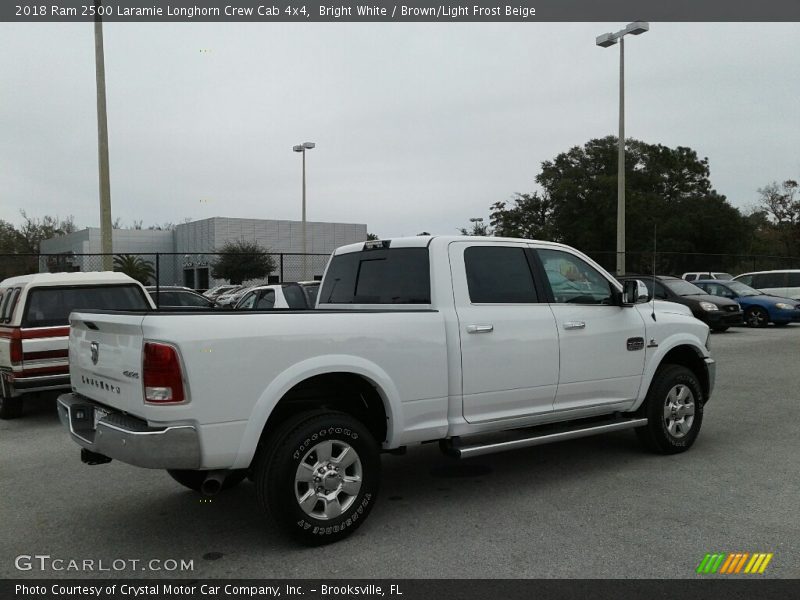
200;473;224;496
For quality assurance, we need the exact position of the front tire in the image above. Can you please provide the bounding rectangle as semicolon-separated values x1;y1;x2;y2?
711;325;729;333
745;306;769;328
256;410;381;545
636;364;704;454
0;395;23;420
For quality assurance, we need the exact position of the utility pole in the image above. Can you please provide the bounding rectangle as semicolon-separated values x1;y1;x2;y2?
94;0;113;270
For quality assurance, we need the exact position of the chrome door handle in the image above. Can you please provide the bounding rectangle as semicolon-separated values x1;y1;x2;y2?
563;321;586;330
466;324;494;334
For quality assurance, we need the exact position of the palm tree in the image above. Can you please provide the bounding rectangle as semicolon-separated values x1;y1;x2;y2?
113;254;155;285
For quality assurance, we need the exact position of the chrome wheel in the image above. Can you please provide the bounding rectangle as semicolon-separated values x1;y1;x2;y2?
294;439;362;520
663;384;695;438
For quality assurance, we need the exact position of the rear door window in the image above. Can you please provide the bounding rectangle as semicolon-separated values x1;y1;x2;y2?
255;290;276;309
320;247;431;304
282;285;308;309
754;272;786;288
23;285;150;328
464;246;538;303
787;273;800;287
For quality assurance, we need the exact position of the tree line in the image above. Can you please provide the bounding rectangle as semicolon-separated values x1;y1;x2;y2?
458;136;799;274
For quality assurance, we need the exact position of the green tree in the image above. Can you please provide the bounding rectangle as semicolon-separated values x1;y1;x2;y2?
113;255;155;284
756;180;799;256
16;211;77;253
366;233;379;240
457;219;491;236
211;240;276;285
489;136;751;272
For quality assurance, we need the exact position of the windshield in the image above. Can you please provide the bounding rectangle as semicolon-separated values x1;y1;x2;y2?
726;281;762;297
663;279;707;296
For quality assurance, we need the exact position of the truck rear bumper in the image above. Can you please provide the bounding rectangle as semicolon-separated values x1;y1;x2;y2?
57;393;201;469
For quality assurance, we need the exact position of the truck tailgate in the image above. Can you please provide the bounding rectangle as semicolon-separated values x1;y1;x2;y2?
69;312;147;414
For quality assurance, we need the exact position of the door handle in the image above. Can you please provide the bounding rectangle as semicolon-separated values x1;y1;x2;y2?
562;321;586;330
466;324;494;334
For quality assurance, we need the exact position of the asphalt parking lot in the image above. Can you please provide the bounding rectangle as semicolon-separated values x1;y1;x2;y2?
1;324;798;579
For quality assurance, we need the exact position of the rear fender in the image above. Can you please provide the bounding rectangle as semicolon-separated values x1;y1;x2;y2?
231;354;402;469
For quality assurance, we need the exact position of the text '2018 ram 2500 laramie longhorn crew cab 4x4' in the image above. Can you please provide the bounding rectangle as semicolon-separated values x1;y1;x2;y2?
58;237;715;544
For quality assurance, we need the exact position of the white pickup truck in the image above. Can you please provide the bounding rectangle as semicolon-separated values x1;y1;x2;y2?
58;236;715;544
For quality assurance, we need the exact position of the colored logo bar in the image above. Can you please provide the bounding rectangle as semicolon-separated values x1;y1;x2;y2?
696;552;773;574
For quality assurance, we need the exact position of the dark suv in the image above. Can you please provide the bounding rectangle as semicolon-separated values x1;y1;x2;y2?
618;275;743;332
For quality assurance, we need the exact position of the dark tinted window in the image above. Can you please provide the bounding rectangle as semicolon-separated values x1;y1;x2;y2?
320;248;430;304
23;285;150;327
303;284;319;307
753;272;786;288
787;273;800;287
255;290;275;309
282;285;308;309
663;279;706;296
464;246;538;303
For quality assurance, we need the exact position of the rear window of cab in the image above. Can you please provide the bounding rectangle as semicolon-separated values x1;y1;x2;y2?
22;285;150;328
319;248;431;304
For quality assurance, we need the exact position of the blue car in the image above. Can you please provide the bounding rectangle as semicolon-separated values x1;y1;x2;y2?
694;279;800;327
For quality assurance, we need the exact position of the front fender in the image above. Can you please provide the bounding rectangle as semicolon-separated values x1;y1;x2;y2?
632;332;711;412
230;354;403;469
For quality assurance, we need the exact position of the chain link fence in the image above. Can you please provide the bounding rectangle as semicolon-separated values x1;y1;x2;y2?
1;250;798;289
0;252;331;291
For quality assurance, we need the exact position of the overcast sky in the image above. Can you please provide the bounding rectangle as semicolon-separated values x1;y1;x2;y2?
1;22;798;239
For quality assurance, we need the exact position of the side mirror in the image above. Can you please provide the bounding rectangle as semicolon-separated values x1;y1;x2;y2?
622;279;650;304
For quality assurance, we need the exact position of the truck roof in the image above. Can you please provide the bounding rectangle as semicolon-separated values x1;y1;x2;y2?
0;271;137;288
334;235;575;255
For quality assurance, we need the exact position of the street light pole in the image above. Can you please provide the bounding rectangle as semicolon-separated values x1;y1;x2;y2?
293;142;315;280
94;0;113;271
596;21;649;276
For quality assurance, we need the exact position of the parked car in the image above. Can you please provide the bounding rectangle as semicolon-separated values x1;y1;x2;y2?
235;282;321;310
203;284;240;301
681;272;734;282
732;270;800;301
214;286;251;308
693;279;800;327
618;275;743;332
58;236;714;545
0;272;154;419
146;286;217;309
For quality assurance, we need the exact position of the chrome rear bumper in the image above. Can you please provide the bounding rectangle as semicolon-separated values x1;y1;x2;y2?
57;393;201;469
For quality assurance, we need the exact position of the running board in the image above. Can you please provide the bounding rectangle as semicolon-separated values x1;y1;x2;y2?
444;417;648;459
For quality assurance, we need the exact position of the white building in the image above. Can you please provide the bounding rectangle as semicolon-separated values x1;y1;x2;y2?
40;217;368;288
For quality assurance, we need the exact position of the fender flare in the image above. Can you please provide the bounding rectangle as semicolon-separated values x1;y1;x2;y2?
230;354;403;469
632;333;710;411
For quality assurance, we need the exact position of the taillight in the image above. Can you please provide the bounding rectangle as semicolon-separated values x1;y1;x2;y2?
9;337;22;365
142;342;186;404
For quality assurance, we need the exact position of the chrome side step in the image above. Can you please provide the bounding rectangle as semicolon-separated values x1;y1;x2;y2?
445;417;648;459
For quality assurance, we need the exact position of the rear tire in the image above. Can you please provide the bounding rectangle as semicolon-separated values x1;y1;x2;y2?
711;325;729;333
167;469;247;492
636;364;704;454
255;410;381;545
0;395;23;420
773;321;789;327
745;306;769;328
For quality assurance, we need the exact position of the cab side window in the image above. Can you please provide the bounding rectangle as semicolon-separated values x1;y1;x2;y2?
538;249;613;305
255;290;276;309
464;246;538;303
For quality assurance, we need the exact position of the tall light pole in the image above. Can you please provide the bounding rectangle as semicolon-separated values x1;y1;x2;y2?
596;21;649;276
94;0;113;270
292;141;315;280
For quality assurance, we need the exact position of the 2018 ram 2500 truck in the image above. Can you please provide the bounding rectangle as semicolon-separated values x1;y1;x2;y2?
58;236;715;544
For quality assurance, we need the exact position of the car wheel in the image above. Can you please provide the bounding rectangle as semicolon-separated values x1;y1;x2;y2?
636;364;704;454
256;410;380;545
0;395;23;420
745;306;769;328
167;469;247;492
711;325;729;333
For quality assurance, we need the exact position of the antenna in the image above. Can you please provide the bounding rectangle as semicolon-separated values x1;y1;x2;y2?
651;224;657;321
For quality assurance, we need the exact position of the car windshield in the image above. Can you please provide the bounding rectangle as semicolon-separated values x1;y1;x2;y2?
726;281;762;297
716;273;734;280
663;279;707;296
